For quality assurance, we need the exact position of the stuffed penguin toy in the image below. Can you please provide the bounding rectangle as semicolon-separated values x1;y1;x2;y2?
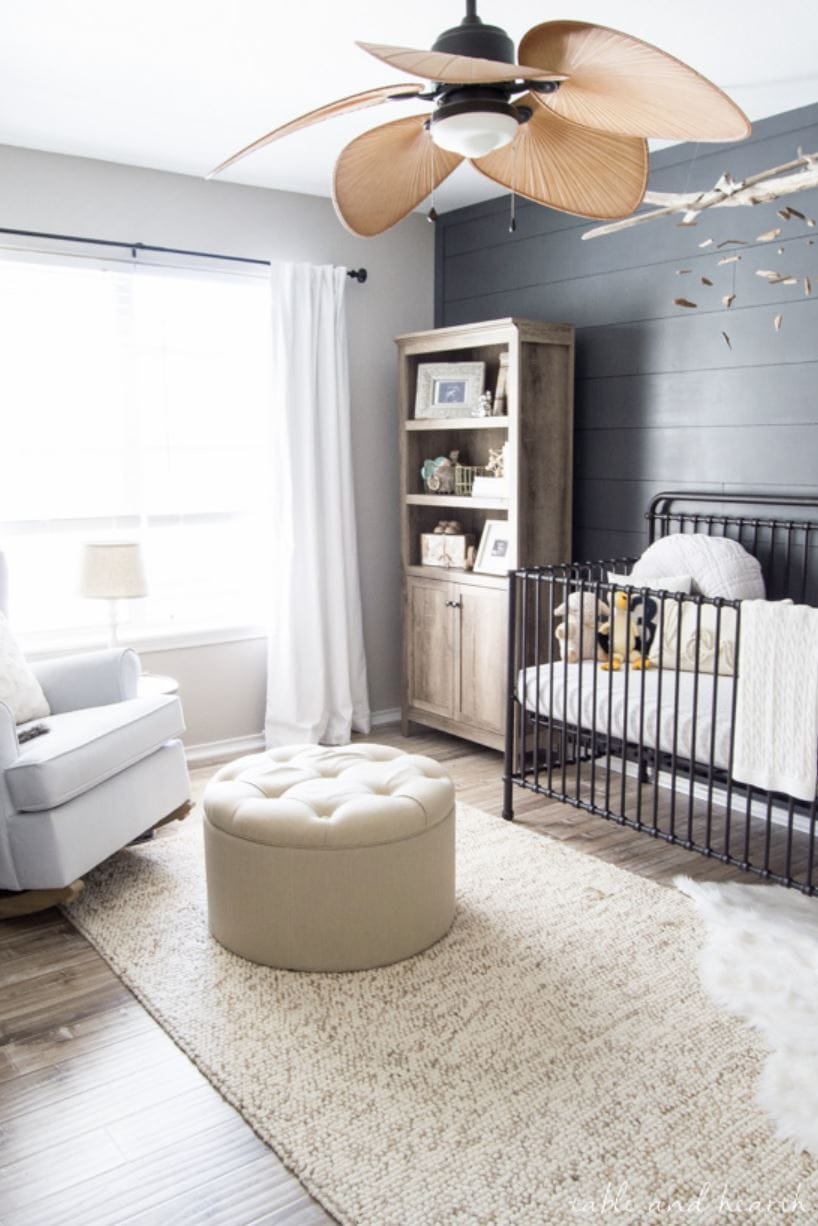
598;590;658;671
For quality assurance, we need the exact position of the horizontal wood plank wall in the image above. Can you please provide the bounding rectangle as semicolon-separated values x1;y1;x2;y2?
435;103;818;561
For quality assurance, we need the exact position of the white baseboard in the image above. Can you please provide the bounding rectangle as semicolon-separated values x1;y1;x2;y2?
185;709;402;767
185;733;266;767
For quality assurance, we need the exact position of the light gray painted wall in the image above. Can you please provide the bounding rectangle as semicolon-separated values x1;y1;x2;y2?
0;144;434;746
435;104;818;562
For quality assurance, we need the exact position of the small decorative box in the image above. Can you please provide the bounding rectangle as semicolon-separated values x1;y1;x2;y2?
471;475;509;500
420;533;475;569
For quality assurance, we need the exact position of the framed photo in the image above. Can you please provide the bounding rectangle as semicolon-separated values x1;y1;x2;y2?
474;519;516;575
414;361;485;419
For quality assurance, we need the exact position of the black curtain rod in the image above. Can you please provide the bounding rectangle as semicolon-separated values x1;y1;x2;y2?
0;226;368;282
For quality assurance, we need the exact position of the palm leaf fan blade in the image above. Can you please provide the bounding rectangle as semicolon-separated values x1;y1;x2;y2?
333;115;462;237
473;101;648;221
518;22;750;142
208;83;426;178
356;41;565;85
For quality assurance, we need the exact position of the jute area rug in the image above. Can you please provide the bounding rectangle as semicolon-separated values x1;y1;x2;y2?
66;802;818;1226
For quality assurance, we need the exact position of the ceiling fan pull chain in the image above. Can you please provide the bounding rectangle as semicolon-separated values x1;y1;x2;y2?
509;142;518;233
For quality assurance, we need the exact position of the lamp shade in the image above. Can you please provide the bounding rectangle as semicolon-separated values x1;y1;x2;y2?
80;541;148;600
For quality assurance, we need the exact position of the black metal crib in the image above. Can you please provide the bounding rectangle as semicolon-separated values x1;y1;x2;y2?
503;491;818;894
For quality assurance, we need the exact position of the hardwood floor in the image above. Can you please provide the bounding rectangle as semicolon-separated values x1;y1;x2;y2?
0;727;774;1225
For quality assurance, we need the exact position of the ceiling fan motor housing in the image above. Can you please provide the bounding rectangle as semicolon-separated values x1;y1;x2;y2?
428;10;526;157
431;14;516;67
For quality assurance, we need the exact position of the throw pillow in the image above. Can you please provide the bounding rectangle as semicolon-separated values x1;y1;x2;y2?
649;601;738;676
0;612;50;724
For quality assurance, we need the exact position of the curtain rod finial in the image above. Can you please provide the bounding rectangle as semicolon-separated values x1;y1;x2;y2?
346;267;367;283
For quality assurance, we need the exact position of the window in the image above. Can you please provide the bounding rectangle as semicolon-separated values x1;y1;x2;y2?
0;252;274;646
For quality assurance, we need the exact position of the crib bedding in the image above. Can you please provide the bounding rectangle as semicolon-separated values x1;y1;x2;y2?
519;662;736;771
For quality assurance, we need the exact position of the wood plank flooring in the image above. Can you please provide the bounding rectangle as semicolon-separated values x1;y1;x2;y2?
0;727;781;1224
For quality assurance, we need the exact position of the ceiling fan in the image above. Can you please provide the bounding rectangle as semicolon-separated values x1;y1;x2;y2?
209;2;750;237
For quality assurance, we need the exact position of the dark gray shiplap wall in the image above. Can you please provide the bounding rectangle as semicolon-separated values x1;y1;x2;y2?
435;103;818;561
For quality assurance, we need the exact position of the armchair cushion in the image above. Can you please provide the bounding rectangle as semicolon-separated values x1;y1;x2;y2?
7;695;185;812
0;612;50;724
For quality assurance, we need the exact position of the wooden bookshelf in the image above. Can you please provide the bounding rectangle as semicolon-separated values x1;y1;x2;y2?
396;318;574;750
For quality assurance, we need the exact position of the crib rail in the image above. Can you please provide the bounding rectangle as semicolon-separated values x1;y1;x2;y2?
503;561;818;895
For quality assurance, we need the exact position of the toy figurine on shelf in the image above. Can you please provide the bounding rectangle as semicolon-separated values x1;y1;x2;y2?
421;450;460;494
471;441;510;499
486;446;505;478
474;390;493;418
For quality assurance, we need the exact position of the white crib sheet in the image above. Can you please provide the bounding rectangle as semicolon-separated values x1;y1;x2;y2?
519;662;736;770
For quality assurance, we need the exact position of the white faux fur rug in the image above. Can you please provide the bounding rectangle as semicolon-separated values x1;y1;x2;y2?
676;876;818;1158
65;804;818;1225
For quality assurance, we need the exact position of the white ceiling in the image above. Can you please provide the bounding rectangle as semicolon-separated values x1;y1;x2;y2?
1;0;817;214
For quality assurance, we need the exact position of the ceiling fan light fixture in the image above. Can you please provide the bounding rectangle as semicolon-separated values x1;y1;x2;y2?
431;98;520;159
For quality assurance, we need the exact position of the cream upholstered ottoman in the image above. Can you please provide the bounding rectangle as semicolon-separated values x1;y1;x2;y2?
202;744;455;971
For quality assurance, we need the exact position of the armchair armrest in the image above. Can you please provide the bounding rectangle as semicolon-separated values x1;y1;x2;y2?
32;648;141;714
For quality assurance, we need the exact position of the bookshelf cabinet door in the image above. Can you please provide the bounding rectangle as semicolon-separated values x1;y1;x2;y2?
405;577;455;720
455;583;507;736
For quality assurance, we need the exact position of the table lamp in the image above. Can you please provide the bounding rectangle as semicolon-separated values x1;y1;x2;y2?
80;541;147;647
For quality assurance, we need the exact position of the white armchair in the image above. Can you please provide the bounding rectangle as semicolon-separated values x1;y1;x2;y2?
0;556;190;915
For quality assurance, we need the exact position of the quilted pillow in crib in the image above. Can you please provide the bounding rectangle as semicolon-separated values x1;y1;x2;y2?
630;534;765;600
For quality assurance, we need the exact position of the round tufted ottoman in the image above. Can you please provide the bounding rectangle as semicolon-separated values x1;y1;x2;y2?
202;744;456;971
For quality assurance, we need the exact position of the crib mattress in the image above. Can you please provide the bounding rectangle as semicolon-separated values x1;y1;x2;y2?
519;662;736;771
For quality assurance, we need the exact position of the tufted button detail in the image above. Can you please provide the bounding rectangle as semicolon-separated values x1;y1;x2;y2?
204;743;455;850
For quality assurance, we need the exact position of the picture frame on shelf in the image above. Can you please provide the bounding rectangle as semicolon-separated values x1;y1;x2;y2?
414;361;485;419
474;519;515;575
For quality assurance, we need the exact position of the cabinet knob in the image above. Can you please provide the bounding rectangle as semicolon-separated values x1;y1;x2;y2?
446;599;462;609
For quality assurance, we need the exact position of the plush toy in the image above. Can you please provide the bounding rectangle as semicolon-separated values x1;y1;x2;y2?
632;592;659;660
598;590;658;671
554;592;609;663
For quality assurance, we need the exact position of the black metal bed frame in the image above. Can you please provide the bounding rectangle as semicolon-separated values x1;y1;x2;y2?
502;491;818;894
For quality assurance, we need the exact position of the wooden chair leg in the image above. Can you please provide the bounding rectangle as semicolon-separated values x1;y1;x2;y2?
131;798;195;844
0;879;84;920
153;799;194;830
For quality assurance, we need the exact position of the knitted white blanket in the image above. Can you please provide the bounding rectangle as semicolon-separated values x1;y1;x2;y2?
733;599;818;801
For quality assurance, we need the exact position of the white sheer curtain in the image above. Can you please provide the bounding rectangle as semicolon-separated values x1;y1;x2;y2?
265;262;371;746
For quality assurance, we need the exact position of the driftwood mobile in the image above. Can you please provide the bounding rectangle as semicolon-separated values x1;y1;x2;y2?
582;150;818;238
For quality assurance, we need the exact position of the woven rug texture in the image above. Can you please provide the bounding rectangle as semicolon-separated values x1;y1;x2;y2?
66;802;818;1226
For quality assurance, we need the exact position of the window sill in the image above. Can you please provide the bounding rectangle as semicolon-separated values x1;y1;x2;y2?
20;623;268;661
